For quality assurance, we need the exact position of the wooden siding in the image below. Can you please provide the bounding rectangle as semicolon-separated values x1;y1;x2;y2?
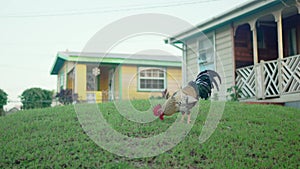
121;65;137;100
57;62;76;92
58;62;181;101
121;65;181;100
215;25;235;99
166;67;182;94
184;26;234;100
185;39;198;82
66;62;75;74
75;64;87;101
180;0;299;101
57;64;66;92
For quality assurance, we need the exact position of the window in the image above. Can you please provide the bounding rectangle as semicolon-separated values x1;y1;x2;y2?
138;67;166;91
288;28;297;56
198;33;215;71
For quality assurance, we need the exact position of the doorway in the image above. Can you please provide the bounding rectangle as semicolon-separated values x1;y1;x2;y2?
108;68;115;101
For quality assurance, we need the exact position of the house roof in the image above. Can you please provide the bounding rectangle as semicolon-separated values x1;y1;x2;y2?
50;51;181;75
166;0;282;43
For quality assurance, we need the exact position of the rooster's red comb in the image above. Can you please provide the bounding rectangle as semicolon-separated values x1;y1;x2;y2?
153;104;162;116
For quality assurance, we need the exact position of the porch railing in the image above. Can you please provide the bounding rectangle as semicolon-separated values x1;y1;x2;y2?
281;55;300;94
236;54;300;99
236;65;256;98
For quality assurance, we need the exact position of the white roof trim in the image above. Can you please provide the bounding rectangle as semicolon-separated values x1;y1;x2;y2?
168;0;279;43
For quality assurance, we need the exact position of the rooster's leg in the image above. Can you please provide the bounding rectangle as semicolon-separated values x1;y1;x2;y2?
181;112;186;122
187;113;191;124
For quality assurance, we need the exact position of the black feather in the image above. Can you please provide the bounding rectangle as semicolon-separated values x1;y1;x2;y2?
194;70;221;100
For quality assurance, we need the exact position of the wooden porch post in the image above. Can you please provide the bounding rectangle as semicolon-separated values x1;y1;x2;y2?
273;11;284;96
249;20;259;64
274;11;284;59
250;20;265;99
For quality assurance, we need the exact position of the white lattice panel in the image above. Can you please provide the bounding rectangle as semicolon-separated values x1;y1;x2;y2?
263;60;279;97
236;54;300;100
281;55;300;94
236;66;256;98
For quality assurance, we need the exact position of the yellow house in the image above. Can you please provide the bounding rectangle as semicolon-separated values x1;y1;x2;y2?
50;51;182;103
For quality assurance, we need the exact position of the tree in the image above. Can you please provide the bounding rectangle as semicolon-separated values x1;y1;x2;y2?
0;89;8;116
21;88;53;109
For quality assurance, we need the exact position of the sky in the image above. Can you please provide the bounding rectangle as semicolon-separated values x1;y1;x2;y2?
0;0;249;110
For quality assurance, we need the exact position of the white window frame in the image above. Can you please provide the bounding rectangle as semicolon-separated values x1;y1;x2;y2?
138;67;166;92
197;32;216;71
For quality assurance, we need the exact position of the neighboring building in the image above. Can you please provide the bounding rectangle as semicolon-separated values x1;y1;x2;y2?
50;51;181;103
166;0;300;103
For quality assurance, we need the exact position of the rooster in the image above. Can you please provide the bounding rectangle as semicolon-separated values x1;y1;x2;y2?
153;70;221;124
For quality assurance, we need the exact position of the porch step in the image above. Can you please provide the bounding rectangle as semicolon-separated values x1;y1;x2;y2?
240;93;300;105
245;101;285;106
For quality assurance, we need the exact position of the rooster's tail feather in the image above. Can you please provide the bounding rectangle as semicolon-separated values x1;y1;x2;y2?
195;70;221;99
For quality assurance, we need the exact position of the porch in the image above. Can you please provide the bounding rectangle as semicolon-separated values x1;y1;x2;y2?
236;54;300;102
66;64;116;103
234;4;300;102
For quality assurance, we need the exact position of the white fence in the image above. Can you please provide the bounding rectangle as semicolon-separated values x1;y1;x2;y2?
236;54;300;99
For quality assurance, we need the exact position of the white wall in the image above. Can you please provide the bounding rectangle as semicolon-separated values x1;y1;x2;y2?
184;25;235;100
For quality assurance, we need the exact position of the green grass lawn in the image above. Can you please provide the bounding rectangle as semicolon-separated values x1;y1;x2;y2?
0;100;299;168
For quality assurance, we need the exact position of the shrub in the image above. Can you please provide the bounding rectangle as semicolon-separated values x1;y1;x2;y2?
227;85;242;101
21;88;53;109
0;89;8;116
55;89;74;105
